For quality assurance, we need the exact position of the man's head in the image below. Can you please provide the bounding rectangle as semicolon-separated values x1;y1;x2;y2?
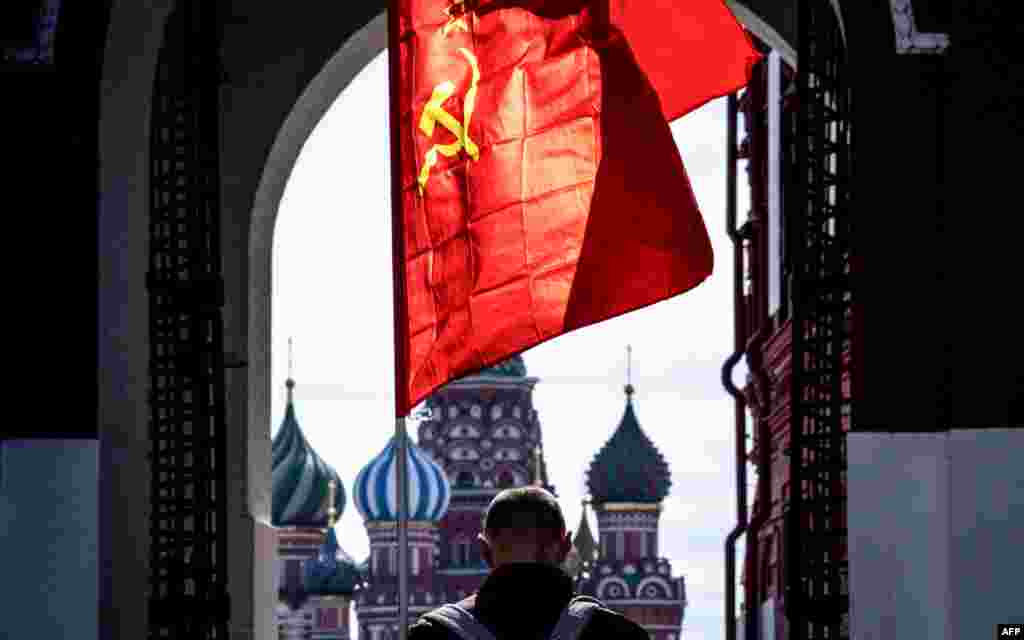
478;486;572;569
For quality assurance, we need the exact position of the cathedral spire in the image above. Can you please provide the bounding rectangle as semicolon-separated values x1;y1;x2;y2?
625;345;635;398
286;337;296;400
586;349;671;505
573;498;598;564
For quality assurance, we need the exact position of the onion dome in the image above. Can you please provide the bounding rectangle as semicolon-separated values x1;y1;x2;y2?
476;354;527;377
271;378;346;527
353;433;451;523
586;384;671;504
302;527;360;597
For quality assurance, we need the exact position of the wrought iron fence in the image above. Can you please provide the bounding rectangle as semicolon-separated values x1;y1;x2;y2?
147;3;230;638
785;1;853;639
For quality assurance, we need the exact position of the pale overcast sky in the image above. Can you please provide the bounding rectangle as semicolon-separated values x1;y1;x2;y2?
271;50;754;640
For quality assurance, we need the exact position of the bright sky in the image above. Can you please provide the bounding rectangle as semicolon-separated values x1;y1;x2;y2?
272;50;754;640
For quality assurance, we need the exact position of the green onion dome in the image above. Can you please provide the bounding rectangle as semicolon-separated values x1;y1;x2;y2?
271;378;346;527
586;384;671;505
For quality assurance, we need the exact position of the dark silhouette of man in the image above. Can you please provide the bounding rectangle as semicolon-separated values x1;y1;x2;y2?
410;487;650;640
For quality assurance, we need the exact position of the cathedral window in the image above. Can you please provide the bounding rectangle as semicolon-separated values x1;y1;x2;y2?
496;448;521;461
455;471;477;488
449;447;480;461
491;404;503;420
449;424;482;438
471;404;482;418
449;405;459;419
493;425;522;439
497;471;515;488
451;539;472;566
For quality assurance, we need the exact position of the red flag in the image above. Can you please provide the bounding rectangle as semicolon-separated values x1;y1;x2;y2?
390;0;759;414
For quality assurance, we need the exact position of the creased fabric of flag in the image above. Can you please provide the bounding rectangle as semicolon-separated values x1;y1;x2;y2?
391;0;760;414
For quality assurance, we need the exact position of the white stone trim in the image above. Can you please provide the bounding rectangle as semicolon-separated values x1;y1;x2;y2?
597;576;632;600
605;599;682;607
437;568;489;576
595;523;657;533
639;626;682;631
636;575;674;599
889;0;950;54
444;376;539;390
847;429;1024;640
356;605;435;615
723;1;797;68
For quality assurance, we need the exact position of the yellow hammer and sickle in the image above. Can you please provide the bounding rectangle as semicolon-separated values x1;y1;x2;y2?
418;47;480;195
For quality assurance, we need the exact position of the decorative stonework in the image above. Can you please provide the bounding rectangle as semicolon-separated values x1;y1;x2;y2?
890;0;950;54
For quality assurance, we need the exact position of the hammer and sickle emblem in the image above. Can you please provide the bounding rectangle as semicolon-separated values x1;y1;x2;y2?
418;47;481;195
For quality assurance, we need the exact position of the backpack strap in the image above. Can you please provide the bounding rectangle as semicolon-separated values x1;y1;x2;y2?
421;597;603;640
547;596;603;640
421;604;499;640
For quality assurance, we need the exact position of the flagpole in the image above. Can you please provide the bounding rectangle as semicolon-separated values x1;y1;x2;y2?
395;416;410;640
387;0;412;637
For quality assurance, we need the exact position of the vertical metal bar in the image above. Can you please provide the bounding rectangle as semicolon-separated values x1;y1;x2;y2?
768;51;782;318
396;417;410;640
786;3;809;638
148;2;229;636
787;3;851;639
741;58;773;640
723;91;748;640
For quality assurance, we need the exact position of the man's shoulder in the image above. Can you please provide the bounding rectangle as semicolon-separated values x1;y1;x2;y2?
409;615;452;640
409;595;478;640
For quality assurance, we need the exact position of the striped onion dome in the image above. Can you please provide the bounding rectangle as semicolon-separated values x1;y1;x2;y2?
353;433;450;523
271;378;346;527
302;528;360;596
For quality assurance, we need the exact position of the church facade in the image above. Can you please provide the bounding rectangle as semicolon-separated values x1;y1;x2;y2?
271;355;686;640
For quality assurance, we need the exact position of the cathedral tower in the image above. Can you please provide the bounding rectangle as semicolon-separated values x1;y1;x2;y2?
271;377;357;639
352;431;451;640
578;361;687;640
415;355;553;599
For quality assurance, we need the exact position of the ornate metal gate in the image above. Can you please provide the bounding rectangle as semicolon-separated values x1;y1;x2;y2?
147;2;230;638
786;1;852;638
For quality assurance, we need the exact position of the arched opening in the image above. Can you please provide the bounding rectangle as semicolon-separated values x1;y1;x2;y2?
123;4;851;638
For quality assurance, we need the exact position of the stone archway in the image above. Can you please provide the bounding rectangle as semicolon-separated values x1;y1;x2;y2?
245;10;386;637
248;9;387;525
98;2;387;638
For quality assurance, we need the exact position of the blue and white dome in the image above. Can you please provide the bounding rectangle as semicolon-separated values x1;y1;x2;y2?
271;378;346;527
353;434;450;523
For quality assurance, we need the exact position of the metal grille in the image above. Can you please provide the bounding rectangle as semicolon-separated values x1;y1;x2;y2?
147;3;230;638
785;1;852;639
